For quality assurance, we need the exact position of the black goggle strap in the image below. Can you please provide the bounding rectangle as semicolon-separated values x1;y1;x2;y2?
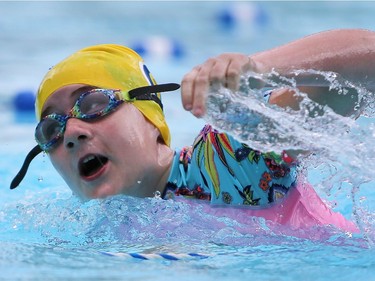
10;145;42;189
10;83;181;190
128;83;180;110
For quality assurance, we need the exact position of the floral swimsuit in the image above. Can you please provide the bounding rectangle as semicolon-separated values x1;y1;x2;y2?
162;125;297;208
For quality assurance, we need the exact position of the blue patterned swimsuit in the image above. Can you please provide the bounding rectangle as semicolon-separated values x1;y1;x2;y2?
162;125;298;208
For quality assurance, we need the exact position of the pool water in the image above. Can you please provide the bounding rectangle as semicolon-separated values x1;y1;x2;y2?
1;2;375;280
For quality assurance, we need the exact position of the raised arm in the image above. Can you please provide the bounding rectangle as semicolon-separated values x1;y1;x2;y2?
181;29;375;118
254;29;375;117
253;29;375;85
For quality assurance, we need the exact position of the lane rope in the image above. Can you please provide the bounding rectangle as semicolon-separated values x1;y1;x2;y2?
101;251;210;261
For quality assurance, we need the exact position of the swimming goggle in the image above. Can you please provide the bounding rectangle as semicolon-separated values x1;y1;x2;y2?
10;83;180;189
36;88;124;152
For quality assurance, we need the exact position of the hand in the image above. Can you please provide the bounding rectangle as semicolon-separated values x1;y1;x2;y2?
181;53;257;117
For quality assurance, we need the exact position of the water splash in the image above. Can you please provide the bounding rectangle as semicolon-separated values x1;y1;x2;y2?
1;190;367;248
204;69;375;241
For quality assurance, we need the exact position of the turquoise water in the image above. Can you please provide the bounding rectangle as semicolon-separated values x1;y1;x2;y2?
1;2;375;280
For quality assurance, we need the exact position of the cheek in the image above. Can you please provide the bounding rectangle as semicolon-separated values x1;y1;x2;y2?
110;105;161;148
49;152;85;198
49;151;75;185
49;150;67;173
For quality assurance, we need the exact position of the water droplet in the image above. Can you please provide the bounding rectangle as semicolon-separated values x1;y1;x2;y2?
154;190;161;199
359;196;366;203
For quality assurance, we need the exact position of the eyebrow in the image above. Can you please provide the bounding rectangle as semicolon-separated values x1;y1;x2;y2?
40;86;96;118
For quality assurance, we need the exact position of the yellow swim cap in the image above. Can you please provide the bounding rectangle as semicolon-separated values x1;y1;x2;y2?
36;44;171;146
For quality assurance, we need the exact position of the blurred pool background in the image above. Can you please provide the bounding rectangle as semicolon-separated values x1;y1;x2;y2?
1;1;375;281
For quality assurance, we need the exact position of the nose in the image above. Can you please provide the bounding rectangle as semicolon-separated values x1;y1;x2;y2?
63;118;92;150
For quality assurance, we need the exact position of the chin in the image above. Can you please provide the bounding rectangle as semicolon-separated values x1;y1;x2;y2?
87;183;123;199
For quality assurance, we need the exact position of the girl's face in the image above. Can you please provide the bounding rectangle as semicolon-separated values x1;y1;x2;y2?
41;84;173;200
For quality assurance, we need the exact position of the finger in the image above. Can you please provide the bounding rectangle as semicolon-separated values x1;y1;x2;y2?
181;66;200;111
190;58;217;117
209;57;230;84
226;55;252;91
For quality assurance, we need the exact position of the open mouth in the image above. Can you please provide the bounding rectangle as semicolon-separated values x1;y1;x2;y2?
79;154;108;178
